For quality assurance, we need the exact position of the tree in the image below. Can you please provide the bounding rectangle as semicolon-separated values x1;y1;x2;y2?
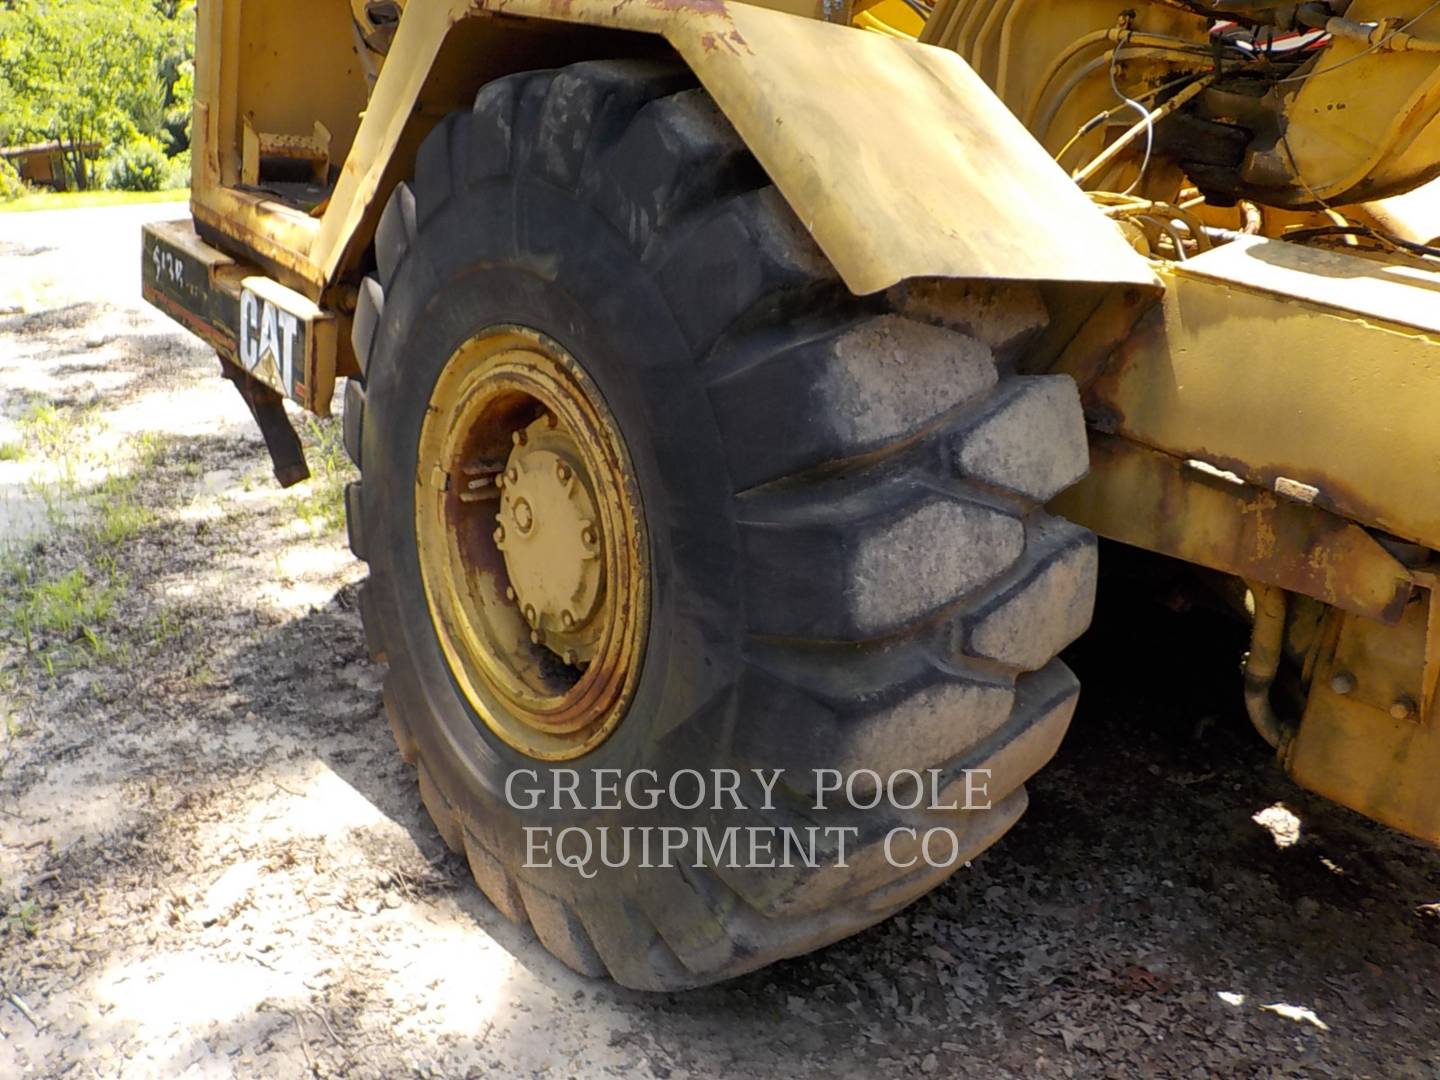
158;1;196;153
0;0;167;189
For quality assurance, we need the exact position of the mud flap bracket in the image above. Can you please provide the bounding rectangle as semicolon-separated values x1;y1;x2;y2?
219;360;311;488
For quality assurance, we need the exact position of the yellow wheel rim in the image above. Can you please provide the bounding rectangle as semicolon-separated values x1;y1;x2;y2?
414;327;649;760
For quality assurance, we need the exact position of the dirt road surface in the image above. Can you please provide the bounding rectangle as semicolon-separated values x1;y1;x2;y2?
0;205;1436;1079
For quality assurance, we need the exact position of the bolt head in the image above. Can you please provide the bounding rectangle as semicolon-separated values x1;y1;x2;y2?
581;526;597;545
505;586;516;602
1391;697;1417;722
524;604;537;626
493;525;505;545
506;467;519;484
561;610;575;629
556;461;571;483
1330;671;1356;696
530;629;544;645
513;498;534;533
513;429;528;447
562;649;577;666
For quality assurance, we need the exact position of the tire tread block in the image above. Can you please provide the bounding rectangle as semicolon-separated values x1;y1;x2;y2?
709;314;998;490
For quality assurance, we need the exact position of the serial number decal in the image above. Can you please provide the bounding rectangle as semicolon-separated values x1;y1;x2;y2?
150;245;187;288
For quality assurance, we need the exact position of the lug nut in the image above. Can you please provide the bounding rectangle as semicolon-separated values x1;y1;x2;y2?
530;629;545;645
562;649;577;666
505;586;516;602
1330;671;1356;696
513;499;534;532
506;466;519;484
524;604;537;626
1391;697;1418;722
561;610;575;629
493;525;505;545
581;526;597;545
513;429;528;447
556;462;571;483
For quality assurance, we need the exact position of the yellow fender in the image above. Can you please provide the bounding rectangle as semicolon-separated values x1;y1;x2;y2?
198;0;1158;297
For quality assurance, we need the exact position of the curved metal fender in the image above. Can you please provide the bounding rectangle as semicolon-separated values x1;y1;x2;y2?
317;0;1160;295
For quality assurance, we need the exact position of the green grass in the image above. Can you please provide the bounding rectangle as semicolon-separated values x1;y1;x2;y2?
0;188;189;213
293;416;354;534
6;565;121;658
4;898;41;937
17;401;93;526
0;441;23;462
91;497;155;547
20;401;83;460
90;471;156;546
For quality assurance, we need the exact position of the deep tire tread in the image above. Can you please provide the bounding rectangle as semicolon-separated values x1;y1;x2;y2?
349;60;1095;990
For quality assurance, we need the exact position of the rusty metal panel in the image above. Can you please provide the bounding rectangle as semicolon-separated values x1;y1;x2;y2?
1289;583;1440;846
1052;434;1414;623
1076;237;1440;549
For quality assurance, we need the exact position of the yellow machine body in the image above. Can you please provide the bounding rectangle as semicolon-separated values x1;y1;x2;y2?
188;0;1157;299
145;0;1440;845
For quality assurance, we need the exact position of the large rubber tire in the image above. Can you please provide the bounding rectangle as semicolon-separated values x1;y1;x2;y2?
344;60;1097;990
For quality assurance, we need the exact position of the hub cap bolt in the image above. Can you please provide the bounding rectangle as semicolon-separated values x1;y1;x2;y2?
1330;671;1356;696
513;498;534;534
1391;697;1418;721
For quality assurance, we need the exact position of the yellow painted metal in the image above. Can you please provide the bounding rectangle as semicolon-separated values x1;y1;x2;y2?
1064;235;1440;550
921;0;1209;169
1052;434;1414;625
189;0;1159;303
496;420;608;666
1363;177;1440;247
1262;0;1440;208
414;327;649;761
1288;577;1440;845
925;0;1440;211
852;0;923;39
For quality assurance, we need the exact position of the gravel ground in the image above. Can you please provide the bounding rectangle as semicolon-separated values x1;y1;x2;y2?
0;205;1437;1079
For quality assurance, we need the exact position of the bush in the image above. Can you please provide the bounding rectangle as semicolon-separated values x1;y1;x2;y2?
104;137;168;192
163;149;191;190
0;158;27;203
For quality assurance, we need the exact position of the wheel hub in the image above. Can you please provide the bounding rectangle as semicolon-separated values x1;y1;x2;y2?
495;423;605;665
413;327;649;761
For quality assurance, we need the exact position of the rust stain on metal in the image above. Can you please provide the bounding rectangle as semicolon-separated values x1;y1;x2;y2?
1054;434;1414;624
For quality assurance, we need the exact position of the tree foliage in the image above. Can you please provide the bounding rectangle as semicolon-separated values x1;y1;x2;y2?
0;0;195;190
